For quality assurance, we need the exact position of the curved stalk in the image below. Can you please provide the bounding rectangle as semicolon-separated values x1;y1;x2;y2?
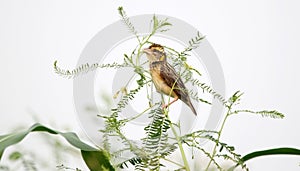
204;103;233;171
168;116;191;171
163;79;191;171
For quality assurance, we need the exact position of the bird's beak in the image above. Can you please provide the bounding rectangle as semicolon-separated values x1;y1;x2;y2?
143;48;153;55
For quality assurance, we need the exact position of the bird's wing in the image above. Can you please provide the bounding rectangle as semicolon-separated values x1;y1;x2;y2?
160;62;188;100
160;61;198;115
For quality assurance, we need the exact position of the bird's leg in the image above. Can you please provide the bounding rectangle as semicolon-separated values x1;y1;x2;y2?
162;96;179;109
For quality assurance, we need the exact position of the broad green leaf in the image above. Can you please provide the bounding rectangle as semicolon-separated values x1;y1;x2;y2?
228;147;300;171
0;123;115;171
82;151;114;171
241;147;300;162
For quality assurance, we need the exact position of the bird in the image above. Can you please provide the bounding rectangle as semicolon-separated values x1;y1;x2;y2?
143;43;197;115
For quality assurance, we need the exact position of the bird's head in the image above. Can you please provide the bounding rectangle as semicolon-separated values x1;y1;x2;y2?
143;43;166;63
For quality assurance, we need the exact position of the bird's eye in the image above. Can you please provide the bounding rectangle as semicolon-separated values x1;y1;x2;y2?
153;49;163;55
152;49;159;53
153;51;161;57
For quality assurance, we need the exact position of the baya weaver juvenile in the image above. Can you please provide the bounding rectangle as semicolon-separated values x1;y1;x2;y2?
143;43;197;115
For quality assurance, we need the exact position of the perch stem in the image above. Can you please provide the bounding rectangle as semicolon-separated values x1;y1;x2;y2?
205;103;233;171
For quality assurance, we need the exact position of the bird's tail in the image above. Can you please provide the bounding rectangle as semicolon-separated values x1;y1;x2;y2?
189;102;197;116
184;98;197;116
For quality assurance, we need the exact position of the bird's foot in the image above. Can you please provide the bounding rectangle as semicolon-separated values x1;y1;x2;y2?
162;104;168;109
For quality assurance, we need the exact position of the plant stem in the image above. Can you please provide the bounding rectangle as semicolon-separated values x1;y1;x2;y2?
167;114;191;171
204;104;233;171
127;103;158;122
161;78;191;171
136;34;153;65
162;157;185;168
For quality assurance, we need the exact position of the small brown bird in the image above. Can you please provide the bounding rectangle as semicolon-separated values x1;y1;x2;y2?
143;43;197;115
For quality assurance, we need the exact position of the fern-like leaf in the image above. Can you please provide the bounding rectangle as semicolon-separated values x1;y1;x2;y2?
230;109;285;119
111;84;143;115
117;157;143;169
184;142;222;171
188;77;227;105
188;90;212;105
180;31;205;56
151;15;172;33
118;7;139;41
54;61;128;79
141;107;175;170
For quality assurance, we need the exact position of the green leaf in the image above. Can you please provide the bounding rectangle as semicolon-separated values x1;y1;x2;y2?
231;109;285;119
82;151;115;171
241;147;300;162
229;91;243;103
118;6;138;39
153;15;158;30
0;123;115;171
228;147;300;171
8;151;22;161
160;22;172;27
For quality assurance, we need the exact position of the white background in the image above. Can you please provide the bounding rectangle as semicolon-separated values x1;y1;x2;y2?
0;0;299;170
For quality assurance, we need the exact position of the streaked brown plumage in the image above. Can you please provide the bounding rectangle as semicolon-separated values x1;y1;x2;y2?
143;43;197;115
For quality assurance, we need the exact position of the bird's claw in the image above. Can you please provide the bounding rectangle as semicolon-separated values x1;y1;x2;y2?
162;104;168;109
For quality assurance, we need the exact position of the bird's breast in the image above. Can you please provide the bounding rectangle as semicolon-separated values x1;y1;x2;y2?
150;66;164;92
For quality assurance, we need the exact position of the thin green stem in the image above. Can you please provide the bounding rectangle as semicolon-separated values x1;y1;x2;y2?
116;129;147;158
136;33;153;65
167;114;190;171
204;104;233;171
162;157;185;168
126;103;158;122
162;78;191;171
